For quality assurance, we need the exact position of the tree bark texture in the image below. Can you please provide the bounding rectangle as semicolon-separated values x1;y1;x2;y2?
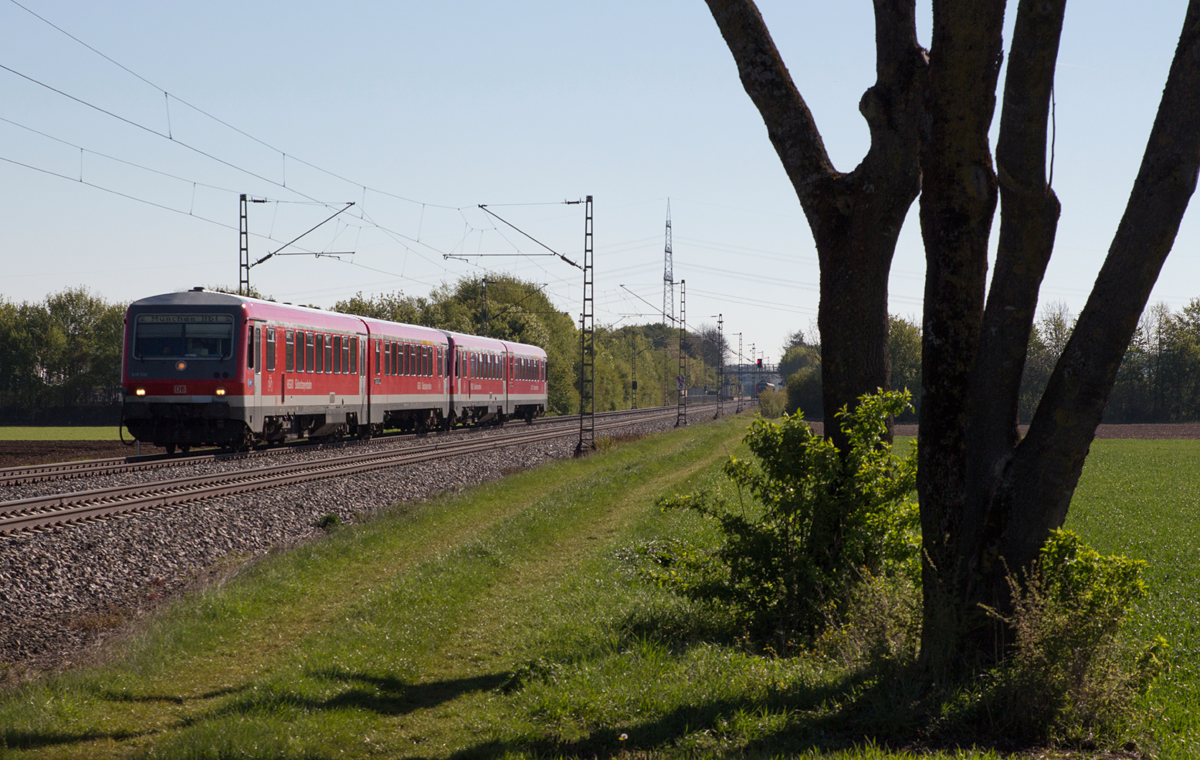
919;0;1200;672
703;0;926;452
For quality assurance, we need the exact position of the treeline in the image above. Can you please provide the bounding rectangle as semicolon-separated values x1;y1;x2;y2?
780;301;1200;424
0;288;126;413
35;281;1200;425
332;275;728;416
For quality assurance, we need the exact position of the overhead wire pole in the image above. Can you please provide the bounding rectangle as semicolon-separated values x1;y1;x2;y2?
677;279;687;427
239;193;267;296
737;333;744;413
577;195;595;455
717;313;724;418
241;196;356;296
457;199;593;454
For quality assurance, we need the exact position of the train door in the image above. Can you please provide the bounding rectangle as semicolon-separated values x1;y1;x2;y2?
245;323;262;433
263;327;277;406
253;326;263;429
357;335;367;431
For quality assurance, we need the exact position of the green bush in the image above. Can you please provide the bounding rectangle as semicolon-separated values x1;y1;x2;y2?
647;391;919;650
981;529;1165;745
757;387;787;418
785;366;822;419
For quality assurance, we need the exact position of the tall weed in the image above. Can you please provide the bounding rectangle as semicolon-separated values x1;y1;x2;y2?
976;529;1165;745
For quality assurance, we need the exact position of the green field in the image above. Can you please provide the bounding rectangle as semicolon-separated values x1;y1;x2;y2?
0;427;122;441
0;419;1197;758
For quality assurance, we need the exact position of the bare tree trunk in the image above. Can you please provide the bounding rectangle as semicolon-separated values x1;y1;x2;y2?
919;0;1200;672
703;0;925;451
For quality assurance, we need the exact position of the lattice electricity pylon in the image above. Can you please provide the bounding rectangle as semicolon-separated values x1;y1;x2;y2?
663;201;673;325
576;196;596;455
677;279;687;427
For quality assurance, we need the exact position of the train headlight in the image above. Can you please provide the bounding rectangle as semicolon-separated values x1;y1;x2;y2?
135;387;146;396
175;361;187;371
215;387;226;396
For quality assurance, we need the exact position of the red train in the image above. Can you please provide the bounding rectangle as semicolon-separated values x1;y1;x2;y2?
121;289;547;452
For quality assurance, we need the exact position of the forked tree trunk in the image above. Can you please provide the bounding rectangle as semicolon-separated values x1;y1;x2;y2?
919;0;1200;673
703;0;925;451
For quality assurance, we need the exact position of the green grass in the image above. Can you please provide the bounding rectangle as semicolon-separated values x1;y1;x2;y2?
0;427;122;441
0;423;1197;758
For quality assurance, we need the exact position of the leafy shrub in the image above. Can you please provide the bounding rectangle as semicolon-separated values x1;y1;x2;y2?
756;388;787;419
981;529;1165;745
316;512;342;530
647;391;919;650
815;570;921;669
786;366;822;420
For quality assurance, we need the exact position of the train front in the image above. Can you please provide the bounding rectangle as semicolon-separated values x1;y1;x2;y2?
121;289;249;452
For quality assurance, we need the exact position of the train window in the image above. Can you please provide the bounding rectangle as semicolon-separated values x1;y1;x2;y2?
333;336;342;374
471;352;477;379
375;340;381;375
285;330;295;372
324;335;333;374
350;337;358;375
133;314;233;360
342;337;350;374
314;334;324;374
246;326;255;369
383;341;390;375
425;346;431;377
436;347;442;378
254;327;262;373
306;332;314;372
400;342;408;377
266;328;276;372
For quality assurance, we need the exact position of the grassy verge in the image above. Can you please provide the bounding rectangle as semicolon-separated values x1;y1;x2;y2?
0;427;122;441
0;423;1196;758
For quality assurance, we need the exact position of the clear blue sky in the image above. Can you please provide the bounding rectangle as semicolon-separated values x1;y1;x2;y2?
1;1;1196;364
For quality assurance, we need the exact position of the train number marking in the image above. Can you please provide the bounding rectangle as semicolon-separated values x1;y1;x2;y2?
174;384;187;394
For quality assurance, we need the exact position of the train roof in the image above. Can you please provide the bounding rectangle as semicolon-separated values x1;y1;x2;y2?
357;316;449;343
128;289;366;330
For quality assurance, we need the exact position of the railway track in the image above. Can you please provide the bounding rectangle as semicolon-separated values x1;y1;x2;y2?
0;407;680;536
0;405;700;487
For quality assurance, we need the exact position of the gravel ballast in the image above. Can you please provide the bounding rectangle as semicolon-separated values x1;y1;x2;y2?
0;414;681;681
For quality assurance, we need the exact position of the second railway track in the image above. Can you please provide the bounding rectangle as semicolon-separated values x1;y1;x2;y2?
0;407;680;536
0;405;710;488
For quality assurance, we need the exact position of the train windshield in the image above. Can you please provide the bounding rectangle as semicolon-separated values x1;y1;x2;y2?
134;314;234;360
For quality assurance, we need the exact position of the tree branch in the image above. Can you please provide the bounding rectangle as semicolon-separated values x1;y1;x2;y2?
1007;0;1200;569
962;0;1067;567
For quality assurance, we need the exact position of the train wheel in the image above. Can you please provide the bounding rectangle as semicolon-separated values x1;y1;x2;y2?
165;443;176;455
180;445;190;455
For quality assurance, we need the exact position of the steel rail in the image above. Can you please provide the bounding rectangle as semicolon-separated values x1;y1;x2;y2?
0;408;679;536
0;405;690;487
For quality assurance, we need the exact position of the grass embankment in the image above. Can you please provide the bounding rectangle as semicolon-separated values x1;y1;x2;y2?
1;426;1199;758
0;428;120;441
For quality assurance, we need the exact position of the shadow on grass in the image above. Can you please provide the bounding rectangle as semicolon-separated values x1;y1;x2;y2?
446;660;1028;759
98;683;253;704
175;666;512;726
1;727;150;751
